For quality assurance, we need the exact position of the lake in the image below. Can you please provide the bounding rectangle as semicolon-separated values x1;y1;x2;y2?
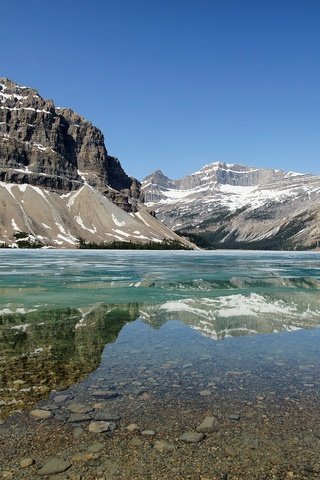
1;249;320;479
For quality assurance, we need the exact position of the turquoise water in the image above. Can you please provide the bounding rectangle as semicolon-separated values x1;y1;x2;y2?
1;249;320;308
1;249;320;418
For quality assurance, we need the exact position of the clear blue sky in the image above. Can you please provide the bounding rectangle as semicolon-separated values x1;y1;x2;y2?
1;0;319;179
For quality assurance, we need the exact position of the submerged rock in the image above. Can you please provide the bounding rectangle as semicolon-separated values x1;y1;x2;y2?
179;431;205;443
141;429;155;436
228;414;241;421
87;442;105;453
68;413;92;423
94;410;121;421
126;423;139;432
67;402;93;414
154;440;175;453
20;458;35;468
37;458;71;476
129;436;144;447
196;416;220;433
30;409;53;420
88;421;114;433
92;390;119;399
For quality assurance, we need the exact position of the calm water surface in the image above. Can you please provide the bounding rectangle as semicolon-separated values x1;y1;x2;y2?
1;249;320;418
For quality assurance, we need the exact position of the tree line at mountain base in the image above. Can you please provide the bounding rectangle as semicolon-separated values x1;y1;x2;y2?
178;231;318;251
77;238;192;250
0;231;192;250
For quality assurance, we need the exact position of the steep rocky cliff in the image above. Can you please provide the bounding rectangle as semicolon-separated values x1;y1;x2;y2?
0;77;140;211
142;162;320;250
0;78;194;248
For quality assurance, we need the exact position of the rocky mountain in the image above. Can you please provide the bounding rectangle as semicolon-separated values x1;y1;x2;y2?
0;77;140;210
0;78;192;248
142;162;320;249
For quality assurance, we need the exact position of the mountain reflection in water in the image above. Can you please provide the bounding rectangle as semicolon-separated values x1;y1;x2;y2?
140;290;320;339
0;304;139;418
1;287;320;418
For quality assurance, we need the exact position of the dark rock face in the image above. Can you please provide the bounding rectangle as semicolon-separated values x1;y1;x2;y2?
142;170;175;203
0;78;141;211
143;170;176;189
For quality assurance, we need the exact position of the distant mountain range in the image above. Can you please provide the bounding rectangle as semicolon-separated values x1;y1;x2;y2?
0;78;191;248
142;163;320;249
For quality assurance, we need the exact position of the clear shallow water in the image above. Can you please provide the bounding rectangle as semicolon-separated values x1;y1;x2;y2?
1;249;320;418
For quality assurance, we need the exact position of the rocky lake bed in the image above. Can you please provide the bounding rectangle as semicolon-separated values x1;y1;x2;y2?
2;322;320;480
1;250;320;479
1;368;320;480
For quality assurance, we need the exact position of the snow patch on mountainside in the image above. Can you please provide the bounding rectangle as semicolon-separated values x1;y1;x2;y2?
112;213;126;227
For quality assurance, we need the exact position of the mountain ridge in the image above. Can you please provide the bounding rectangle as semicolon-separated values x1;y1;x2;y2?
142;162;320;250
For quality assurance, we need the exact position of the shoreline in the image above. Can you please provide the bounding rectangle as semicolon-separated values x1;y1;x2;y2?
1;376;320;480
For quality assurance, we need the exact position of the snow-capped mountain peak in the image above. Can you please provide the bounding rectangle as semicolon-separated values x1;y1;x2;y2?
142;162;320;250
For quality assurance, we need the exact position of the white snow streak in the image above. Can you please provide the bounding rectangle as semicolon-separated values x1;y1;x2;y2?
67;187;84;208
135;212;151;227
112;213;126;227
75;215;97;234
41;223;52;230
112;228;131;237
11;218;19;231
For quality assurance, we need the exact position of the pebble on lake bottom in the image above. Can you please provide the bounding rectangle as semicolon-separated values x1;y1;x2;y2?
73;426;85;438
126;423;139;432
225;445;238;457
20;458;35;468
179;431;205;443
94;410;121;421
67;403;93;414
154;440;175;453
87;441;105;453
141;429;155;436
128;436;144;447
68;413;92;423
228;413;241;421
30;409;53;420
53;395;71;403
88;421;113;433
92;390;119;399
71;452;99;462
196;416;220;433
37;458;71;476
